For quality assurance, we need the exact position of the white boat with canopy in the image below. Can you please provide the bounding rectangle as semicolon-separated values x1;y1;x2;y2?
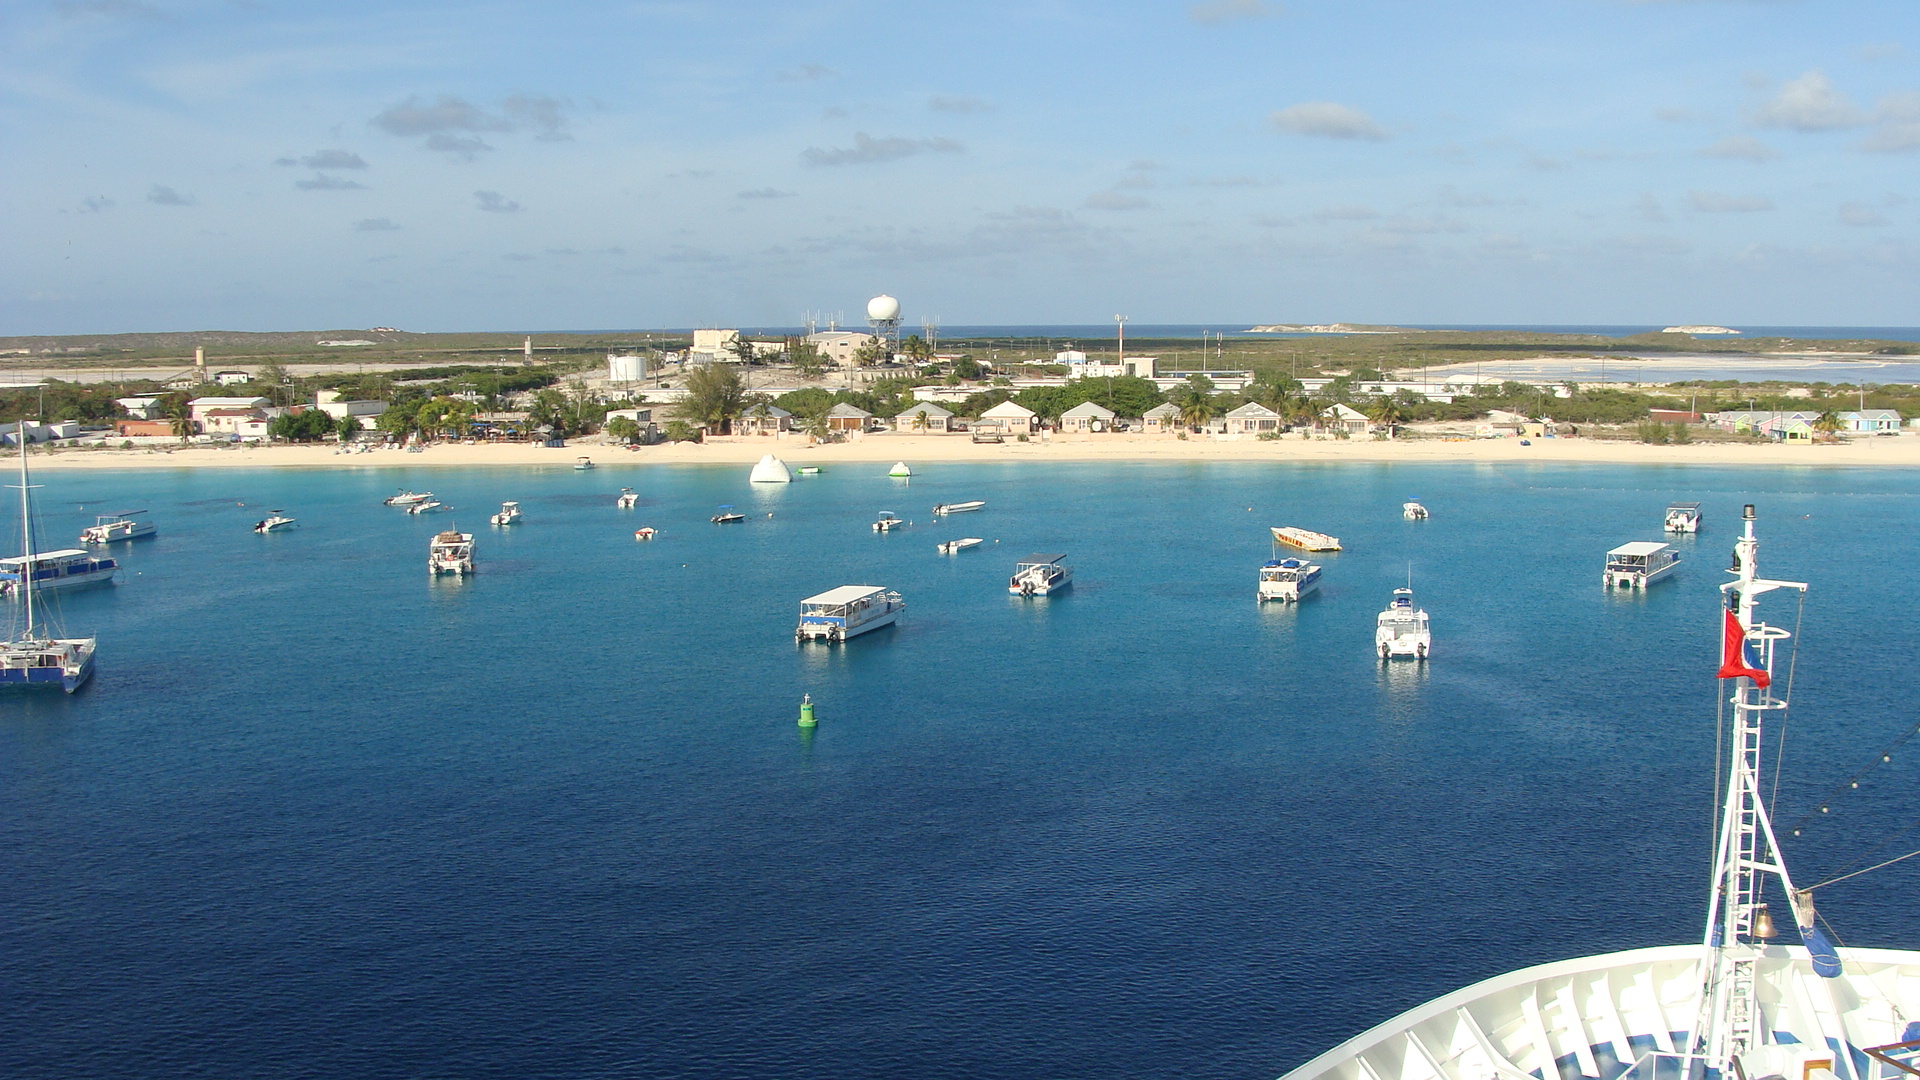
1258;557;1322;603
1010;553;1072;596
795;585;905;642
1606;541;1681;589
1279;505;1920;1080
429;530;473;575
1667;502;1703;533
490;501;522;526
79;510;155;544
938;537;983;555
1375;587;1430;659
0;431;95;692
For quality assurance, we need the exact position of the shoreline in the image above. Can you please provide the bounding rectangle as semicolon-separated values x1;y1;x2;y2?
27;433;1920;470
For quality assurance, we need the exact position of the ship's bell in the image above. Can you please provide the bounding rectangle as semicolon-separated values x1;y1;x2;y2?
1752;904;1778;940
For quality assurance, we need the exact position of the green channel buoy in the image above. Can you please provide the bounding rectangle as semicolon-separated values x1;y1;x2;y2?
798;694;816;728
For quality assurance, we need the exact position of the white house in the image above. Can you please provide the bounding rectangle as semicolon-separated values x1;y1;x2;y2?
213;370;252;386
894;401;955;433
978;399;1037;436
315;390;386;422
1846;409;1902;434
805;331;877;367
690;329;740;363
1223;401;1282;436
1142;402;1181;433
736;404;792;436
1320;402;1371;436
116;396;165;420
188;396;272;434
1058;400;1116;433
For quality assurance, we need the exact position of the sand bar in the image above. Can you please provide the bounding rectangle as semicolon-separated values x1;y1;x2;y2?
27;434;1920;470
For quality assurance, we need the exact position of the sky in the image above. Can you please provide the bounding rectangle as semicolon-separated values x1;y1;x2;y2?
3;0;1917;333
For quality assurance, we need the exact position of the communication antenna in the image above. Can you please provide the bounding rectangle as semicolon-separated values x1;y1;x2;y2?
867;294;903;357
923;317;939;350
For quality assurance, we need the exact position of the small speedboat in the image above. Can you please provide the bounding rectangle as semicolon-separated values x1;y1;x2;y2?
634;527;657;540
384;489;432;506
873;512;906;532
712;505;745;524
408;500;451;515
574;456;595;470
616;488;639;509
254;513;296;533
490;501;522;526
78;510;156;545
1402;501;1429;520
938;537;984;555
933;500;985;516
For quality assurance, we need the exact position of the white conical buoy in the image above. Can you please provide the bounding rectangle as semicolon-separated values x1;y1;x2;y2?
749;453;793;483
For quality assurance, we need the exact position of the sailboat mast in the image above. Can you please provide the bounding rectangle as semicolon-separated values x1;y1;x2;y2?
17;422;34;639
1697;505;1808;1073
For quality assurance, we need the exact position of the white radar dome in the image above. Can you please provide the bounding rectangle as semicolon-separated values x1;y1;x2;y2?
867;294;901;322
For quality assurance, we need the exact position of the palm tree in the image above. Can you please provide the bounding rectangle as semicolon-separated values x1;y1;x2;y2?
1176;389;1216;431
1365;396;1402;437
1813;410;1845;441
165;395;195;444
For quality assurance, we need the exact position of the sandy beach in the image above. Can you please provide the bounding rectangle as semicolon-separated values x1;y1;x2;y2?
28;432;1920;470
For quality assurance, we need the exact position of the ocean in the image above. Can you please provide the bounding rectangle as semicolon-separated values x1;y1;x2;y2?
5;461;1919;1079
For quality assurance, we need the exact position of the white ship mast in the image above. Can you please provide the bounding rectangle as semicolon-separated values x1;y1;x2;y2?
1693;504;1814;1074
15;423;39;642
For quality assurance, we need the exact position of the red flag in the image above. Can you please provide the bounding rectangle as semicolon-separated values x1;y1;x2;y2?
1717;609;1771;687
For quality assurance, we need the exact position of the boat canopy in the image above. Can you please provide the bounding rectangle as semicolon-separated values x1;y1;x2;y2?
1667;501;1701;511
801;585;890;607
1016;553;1066;567
0;549;92;566
1608;541;1674;557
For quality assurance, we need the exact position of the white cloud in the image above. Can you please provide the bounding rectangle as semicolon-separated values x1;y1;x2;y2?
1190;0;1283;25
295;174;366;190
801;132;962;166
1690;191;1774;212
1701;135;1779;161
1863;91;1920;152
372;95;570;154
1270;102;1386;140
474;191;522;213
1750;71;1866;131
1838;202;1888;226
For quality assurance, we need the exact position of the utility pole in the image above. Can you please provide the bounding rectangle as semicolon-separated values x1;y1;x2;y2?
1114;315;1128;376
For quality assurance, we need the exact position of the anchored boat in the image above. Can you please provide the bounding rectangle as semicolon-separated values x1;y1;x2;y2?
873;512;906;532
1010;553;1072;596
1606;541;1681;588
616;488;638;509
795;585;905;642
1258;557;1322;603
253;512;296;533
490;501;522;526
1375;587;1431;659
1666;501;1703;533
428;530;474;575
79;510;155;545
1281;505;1920;1080
1272;526;1343;552
933;500;985;516
0;431;96;692
1403;501;1429;520
711;505;745;524
384;489;432;506
938;537;983;555
408;499;451;515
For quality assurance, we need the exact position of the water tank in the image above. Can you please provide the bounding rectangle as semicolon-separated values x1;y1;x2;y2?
867;294;901;322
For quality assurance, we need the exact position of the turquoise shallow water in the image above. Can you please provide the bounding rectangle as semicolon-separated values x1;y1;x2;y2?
4;461;1919;1079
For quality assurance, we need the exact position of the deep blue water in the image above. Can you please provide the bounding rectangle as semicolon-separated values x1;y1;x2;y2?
5;462;1920;1080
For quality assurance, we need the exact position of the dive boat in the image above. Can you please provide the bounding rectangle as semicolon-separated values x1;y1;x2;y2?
873;512;906;532
253;513;296;533
711;506;745;524
1374;588;1431;659
1258;557;1322;603
78;510;156;545
1280;505;1920;1080
933;500;985;516
1009;553;1072;596
1606;541;1681;588
574;456;595;470
1403;501;1429;520
616;488;638;509
407;500;451;515
490;501;522;526
1666;501;1703;533
428;530;474;575
795;585;906;642
1272;526;1343;552
0;434;95;692
384;489;433;506
938;537;984;555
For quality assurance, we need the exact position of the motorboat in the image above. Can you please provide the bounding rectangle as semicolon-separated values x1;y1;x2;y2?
1403;501;1429;520
616;488;639;509
428;530;474;575
933;500;986;516
78;510;156;545
1258;557;1322;602
490;501;522;526
1666;501;1703;533
889;462;913;477
384;489;433;506
938;537;984;555
873;512;906;532
1272;525;1343;552
1280;505;1920;1080
0;549;119;596
0;434;94;692
1375;588;1431;659
1606;541;1681;588
407;500;451;515
795;585;905;642
750;454;793;483
574;456;595;470
633;527;657;540
711;506;745;524
253;512;296;533
1009;553;1072;596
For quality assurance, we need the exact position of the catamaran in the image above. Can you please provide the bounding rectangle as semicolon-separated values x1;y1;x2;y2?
79;510;156;544
428;530;474;575
1258;557;1322;603
1010;553;1072;596
795;585;906;642
0;432;96;692
1606;541;1681;589
1280;505;1920;1080
1666;501;1703;533
1374;587;1431;659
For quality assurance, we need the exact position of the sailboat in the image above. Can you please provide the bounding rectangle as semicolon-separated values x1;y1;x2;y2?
0;433;96;692
1279;504;1920;1080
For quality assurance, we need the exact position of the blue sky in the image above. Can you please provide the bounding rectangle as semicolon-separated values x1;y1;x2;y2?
4;0;1917;333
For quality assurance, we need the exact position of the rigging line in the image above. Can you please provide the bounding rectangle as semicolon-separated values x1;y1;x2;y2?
1780;719;1920;836
1817;814;1920;882
1807;845;1920;892
1767;589;1808;819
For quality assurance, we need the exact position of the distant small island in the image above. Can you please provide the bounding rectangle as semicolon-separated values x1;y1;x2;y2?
1245;323;1418;335
1661;325;1741;335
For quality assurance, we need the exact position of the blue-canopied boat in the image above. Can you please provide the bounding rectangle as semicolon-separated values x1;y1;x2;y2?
0;548;118;595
